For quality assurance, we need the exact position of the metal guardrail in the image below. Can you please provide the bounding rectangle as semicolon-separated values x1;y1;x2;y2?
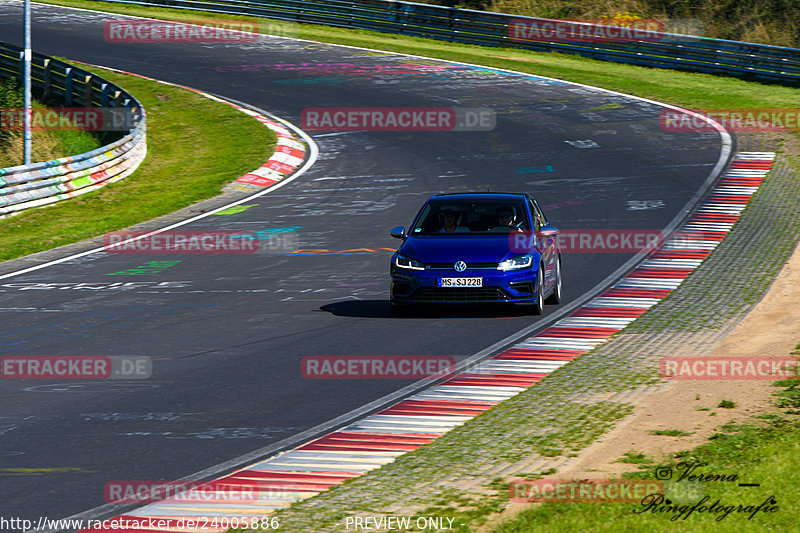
92;0;800;85
0;41;146;217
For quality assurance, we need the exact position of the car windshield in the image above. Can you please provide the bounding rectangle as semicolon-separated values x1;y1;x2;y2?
409;199;529;235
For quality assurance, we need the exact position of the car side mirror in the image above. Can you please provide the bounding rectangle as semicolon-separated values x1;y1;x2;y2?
540;225;559;238
390;226;406;239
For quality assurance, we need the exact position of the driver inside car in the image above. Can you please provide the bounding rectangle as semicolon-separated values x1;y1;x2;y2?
494;206;525;232
439;209;469;233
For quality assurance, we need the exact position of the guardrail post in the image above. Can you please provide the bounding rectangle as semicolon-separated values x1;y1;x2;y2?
17;50;24;84
293;0;303;22
101;83;110;106
83;74;93;107
398;2;410;33
64;67;73;106
42;58;51;99
447;7;456;42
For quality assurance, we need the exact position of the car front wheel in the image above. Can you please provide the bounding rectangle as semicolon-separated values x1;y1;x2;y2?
391;302;416;318
545;257;562;305
516;265;545;315
533;265;545;314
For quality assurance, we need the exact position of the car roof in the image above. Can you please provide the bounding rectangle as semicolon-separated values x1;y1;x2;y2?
429;192;531;201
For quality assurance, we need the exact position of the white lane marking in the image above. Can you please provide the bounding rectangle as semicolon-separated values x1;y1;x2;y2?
0;103;319;282
25;4;741;530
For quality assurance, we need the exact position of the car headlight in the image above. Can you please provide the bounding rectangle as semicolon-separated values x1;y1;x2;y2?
395;254;425;271
497;254;533;271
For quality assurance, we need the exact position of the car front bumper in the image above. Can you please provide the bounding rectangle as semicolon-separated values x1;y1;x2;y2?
390;265;539;304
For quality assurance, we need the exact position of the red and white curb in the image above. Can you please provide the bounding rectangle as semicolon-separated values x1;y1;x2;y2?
78;152;774;530
166;91;306;190
224;106;307;189
71;62;308;192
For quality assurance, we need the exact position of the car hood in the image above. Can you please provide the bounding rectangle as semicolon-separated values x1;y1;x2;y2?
398;235;523;263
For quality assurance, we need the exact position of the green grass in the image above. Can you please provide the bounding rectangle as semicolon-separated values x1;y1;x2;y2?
37;0;800;114
20;1;796;268
0;78;103;167
10;3;800;532
616;451;652;465
491;380;800;532
21;2;796;269
55;129;104;157
0;64;274;261
648;429;694;436
482;0;800;48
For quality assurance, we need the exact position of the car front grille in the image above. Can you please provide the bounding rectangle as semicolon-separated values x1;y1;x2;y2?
412;287;511;302
425;262;498;270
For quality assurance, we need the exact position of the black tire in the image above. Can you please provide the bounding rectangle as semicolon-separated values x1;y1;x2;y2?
545;257;562;305
533;265;545;315
516;266;545;315
391;302;415;318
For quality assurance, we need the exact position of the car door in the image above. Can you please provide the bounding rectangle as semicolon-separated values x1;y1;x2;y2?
529;198;557;291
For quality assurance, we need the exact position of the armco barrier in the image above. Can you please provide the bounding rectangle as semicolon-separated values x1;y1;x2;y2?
0;41;146;217
90;0;799;85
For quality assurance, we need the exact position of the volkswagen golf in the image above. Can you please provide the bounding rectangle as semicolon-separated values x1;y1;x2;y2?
389;192;562;315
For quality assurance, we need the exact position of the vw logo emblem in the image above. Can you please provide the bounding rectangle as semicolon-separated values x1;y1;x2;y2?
454;260;467;272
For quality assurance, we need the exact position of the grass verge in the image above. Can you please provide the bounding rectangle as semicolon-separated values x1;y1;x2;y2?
0;125;102;168
491;377;800;533
37;0;800;111
13;3;800;532
0;78;102;167
0;63;274;261
12;0;797;267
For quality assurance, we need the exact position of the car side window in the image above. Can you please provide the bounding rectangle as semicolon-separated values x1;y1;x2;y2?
412;205;433;233
528;200;542;232
532;200;548;226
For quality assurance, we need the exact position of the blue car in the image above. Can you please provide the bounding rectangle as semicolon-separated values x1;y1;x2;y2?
390;192;562;315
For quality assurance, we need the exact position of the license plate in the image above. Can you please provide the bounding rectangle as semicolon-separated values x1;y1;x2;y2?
438;277;483;287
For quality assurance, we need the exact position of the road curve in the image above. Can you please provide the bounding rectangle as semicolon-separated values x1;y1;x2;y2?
0;2;728;523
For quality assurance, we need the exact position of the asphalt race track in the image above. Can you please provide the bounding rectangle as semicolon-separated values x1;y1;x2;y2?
0;2;729;525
